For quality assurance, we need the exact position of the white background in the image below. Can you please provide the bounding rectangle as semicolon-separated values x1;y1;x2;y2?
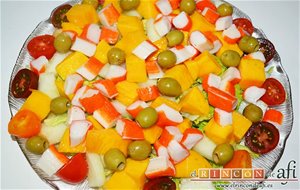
1;0;299;189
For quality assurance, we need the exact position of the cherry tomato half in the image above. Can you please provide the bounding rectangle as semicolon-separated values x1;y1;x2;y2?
233;18;254;35
27;35;56;59
50;4;72;28
11;69;39;98
8;110;41;138
224;150;252;168
143;177;176;190
56;153;88;184
260;78;286;106
245;122;279;154
258;38;276;64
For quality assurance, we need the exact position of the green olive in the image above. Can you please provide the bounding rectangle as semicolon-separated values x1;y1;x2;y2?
25;136;49;155
238;36;259;54
128;140;152;160
50;96;70;114
104;148;126;171
136;107;158;128
107;47;126;65
54;32;72;53
166;30;184;47
120;0;140;11
243;103;263;122
220;50;241;67
180;0;196;15
217;3;233;17
157;50;177;69
213;143;234;165
82;0;98;9
157;77;182;97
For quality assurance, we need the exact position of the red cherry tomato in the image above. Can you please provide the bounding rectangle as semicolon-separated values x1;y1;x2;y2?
258;38;276;64
260;78;286;105
143;177;176;190
11;69;39;98
233;18;254;35
50;4;72;28
56;153;88;184
245;122;279;154
8;110;41;138
27;35;56;59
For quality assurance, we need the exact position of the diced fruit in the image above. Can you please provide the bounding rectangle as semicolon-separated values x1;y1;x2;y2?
126;55;147;83
213;31;243;57
150;96;182;111
94;40;111;64
177;118;192;133
190;11;215;33
123;158;149;187
66;4;99;28
104;170;140;189
164;64;194;91
40;121;67;145
224;150;252;168
232;111;252;141
86;115;104;130
62;22;83;36
137;0;159;19
204;118;233;144
86;153;106;188
115;30;146;56
143;125;163;144
117;15;144;36
58;128;86;153
193;51;222;78
116;81;139;106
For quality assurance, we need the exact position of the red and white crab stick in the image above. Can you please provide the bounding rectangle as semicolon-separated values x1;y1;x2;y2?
93;79;118;99
155;0;173;16
145;156;175;179
154;141;170;159
145;60;164;79
30;56;48;75
67;106;86;125
126;100;148;118
154;15;172;37
98;3;120;27
70;120;92;147
80;24;101;44
132;40;158;60
207;86;237;112
215;16;232;31
180;128;203;150
222;24;241;44
64;73;84;96
190;30;213;52
93;100;120;129
172;11;192;31
243;86;266;104
214;108;233;127
77;57;104;81
155;104;183;127
71;37;96;57
116;118;144;140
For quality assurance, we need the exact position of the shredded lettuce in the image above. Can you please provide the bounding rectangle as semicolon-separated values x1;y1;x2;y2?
213;55;227;75
193;106;214;124
172;178;181;190
43;113;67;127
234;144;260;159
234;84;243;111
191;78;203;87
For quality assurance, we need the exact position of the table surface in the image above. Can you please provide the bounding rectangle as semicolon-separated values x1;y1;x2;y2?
1;1;300;189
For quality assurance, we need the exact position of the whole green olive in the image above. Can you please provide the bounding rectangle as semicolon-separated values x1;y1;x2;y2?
25;135;49;155
217;3;233;17
180;0;196;15
104;148;126;171
82;0;98;8
157;50;177;69
50;96;70;114
54;32;72;53
243;103;263;122
107;47;126;65
166;30;184;47
213;143;234;165
220;50;241;67
128;140;152;160
120;0;140;11
136;107;158;128
157;77;182;97
238;36;259;54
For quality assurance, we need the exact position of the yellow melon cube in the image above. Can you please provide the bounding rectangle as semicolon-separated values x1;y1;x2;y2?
194;51;222;78
116;81;139;106
117;15;144;36
184;59;200;80
94;40;111;64
143;125;163;144
61;22;83;35
177;119;192;133
150;96;182;111
137;0;159;19
66;4;99;28
213;32;243;57
180;87;210;116
204;119;233;145
126;55;147;82
232;111;252;141
164;64;194;91
58;128;86;153
56;52;88;80
190;11;215;33
239;58;266;90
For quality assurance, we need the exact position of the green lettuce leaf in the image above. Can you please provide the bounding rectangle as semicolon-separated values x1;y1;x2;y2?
234;84;243;111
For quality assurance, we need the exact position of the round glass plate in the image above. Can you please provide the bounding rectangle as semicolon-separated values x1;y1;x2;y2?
8;0;294;189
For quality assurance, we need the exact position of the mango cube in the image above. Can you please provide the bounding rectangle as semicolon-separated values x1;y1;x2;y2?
143;125;163;144
232;111;252;141
137;0;159;19
190;11;215;33
194;51;222;78
213;31;243;57
164;64;194;91
116;81;139;106
177;119;192;133
117;15;144;36
126;55;147;82
94;40;111;64
150;96;182;111
204;119;233;145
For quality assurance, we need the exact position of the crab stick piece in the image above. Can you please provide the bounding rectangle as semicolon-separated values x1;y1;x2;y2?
79;88;107;114
156;0;173;15
146;18;161;42
167;139;190;164
145;61;164;79
243;86;266;104
263;109;283;125
172;12;192;31
71;37;97;57
105;65;126;83
189;31;213;52
185;45;199;59
202;7;220;24
155;104;184;127
169;45;192;64
207;86;237;112
203;31;222;54
64;74;84;96
116;118;144;140
30;56;48;74
159;126;183;147
181;128;203;149
145;156;175;179
137;85;160;102
71;85;88;108
70;120;92;147
244;51;266;63
221;67;241;85
154;14;172;37
67;106;86;125
93;100;120;129
169;0;180;9
202;73;221;92
80;24;101;44
94;79;118;99
132;40;158;60
214;108;232;127
165;126;183;142
98;3;120;27
98;63;110;78
111;100;131;118
215;16;233;31
196;0;217;12
154;141;170;159
126;100;148;118
222;24;241;44
100;26;119;45
77;57;104;81
219;81;235;96
36;145;68;177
